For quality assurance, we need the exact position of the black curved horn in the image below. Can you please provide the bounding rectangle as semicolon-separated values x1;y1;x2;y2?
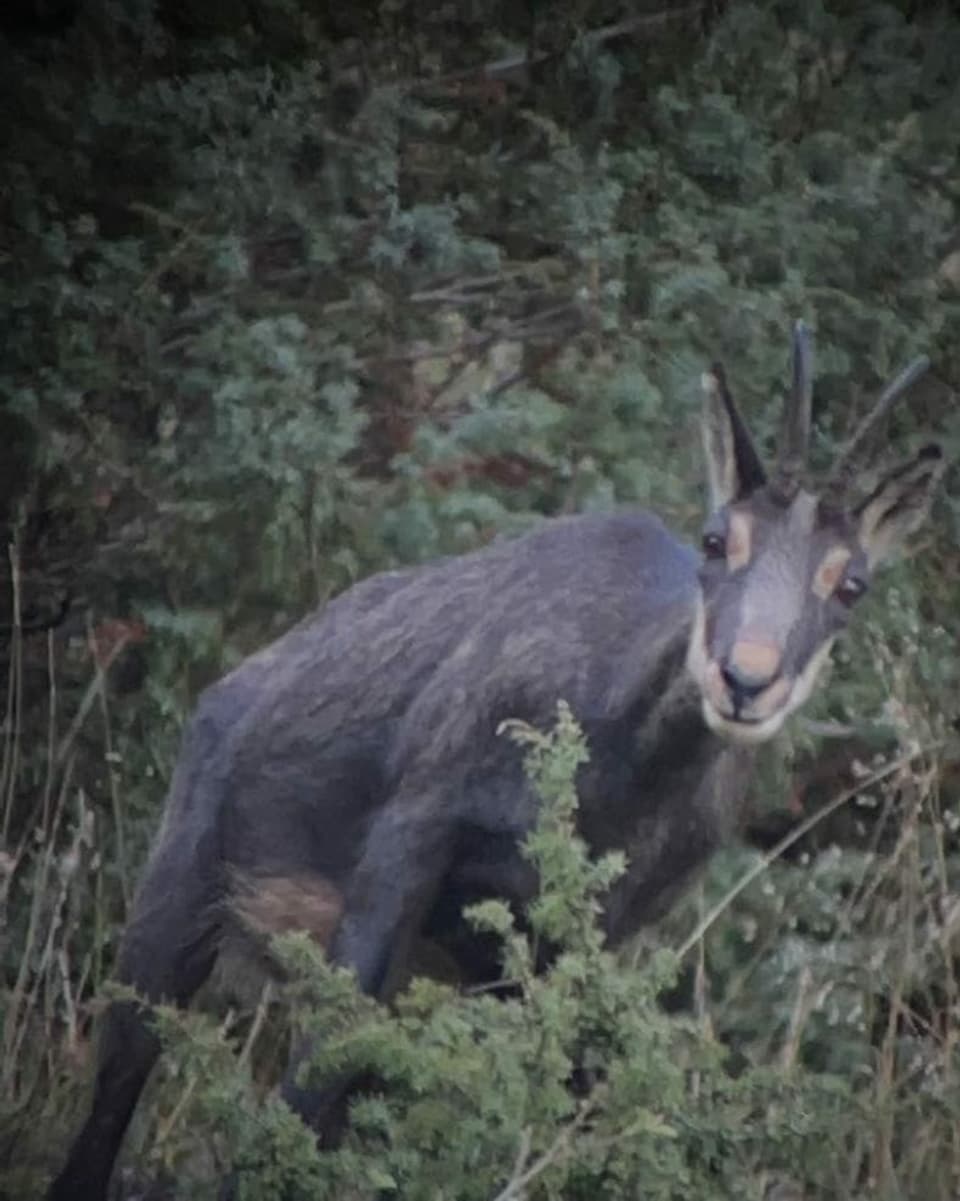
774;320;813;497
826;355;931;494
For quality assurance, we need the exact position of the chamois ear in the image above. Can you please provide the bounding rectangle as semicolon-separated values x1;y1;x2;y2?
855;444;945;569
700;363;766;511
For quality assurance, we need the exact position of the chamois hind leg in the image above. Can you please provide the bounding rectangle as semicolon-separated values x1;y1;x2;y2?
47;831;221;1201
279;798;456;1138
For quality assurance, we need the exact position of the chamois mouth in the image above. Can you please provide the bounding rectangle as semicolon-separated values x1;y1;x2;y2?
700;697;788;744
684;601;825;745
696;659;795;743
717;710;763;726
702;660;792;722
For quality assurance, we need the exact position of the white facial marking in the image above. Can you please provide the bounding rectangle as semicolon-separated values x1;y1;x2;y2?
726;510;752;572
785;637;836;711
812;546;852;601
685;596;708;682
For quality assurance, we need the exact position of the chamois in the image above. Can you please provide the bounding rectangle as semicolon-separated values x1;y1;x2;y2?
49;324;944;1200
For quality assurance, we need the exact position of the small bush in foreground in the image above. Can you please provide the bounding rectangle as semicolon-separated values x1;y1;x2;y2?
146;705;852;1201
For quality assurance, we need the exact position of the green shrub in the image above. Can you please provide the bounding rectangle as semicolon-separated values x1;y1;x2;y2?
143;706;853;1201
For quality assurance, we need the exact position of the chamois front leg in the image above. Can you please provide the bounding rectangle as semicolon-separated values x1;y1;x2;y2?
280;796;456;1133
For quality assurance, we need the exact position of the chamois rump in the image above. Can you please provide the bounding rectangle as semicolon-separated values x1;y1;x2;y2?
49;324;944;1200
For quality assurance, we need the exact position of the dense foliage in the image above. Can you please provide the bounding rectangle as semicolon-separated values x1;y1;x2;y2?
1;1;958;1198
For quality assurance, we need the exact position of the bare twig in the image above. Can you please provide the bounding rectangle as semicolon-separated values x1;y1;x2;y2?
86;613;131;908
407;5;702;94
489;339;568;400
492;1090;600;1201
154;1007;240;1154
779;965;814;1072
41;631;57;836
409;267;552;304
360;302;582;370
238;980;274;1069
689;885;711;1100
54;630;134;770
1;756;75;1095
2;540;24;842
676;745;939;960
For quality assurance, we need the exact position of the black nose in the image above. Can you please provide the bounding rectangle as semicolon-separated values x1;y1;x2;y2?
721;663;769;706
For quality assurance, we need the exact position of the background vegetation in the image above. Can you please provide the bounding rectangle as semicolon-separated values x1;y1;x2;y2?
1;1;958;1197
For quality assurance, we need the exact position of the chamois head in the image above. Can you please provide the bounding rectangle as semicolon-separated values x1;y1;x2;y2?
686;322;945;743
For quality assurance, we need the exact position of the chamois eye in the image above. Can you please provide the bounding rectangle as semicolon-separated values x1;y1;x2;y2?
836;576;867;607
702;532;726;560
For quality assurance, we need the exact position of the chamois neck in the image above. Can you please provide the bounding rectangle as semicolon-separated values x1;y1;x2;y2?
632;658;721;776
609;613;705;741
